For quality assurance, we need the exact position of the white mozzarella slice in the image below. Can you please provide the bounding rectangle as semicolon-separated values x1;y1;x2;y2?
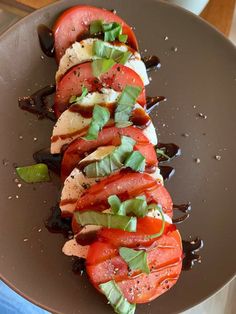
60;168;98;215
62;238;89;259
51;89;157;154
56;38;149;85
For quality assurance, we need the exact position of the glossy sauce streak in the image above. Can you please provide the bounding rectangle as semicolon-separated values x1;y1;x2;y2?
45;205;72;238
146;96;166;114
131;108;151;128
18;85;56;121
37;24;55;57
72;257;86;275
172;203;191;224
143;55;161;71
69;102;116;118
157;143;181;162
76;230;98;246
182;238;203;271
33;148;61;175
159;166;175;180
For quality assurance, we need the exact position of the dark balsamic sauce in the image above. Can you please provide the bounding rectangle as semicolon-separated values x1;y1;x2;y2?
76;230;98;246
45;205;72;238
37;24;55;57
33;148;62;175
172;203;191;224
146;96;166;114
18;85;56;121
182;238;203;271
72;257;86;275
156;143;181;162
159;166;175;180
143;55;161;71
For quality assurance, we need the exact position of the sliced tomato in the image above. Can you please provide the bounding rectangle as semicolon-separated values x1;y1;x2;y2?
54;62;146;117
98;216;176;248
75;172;173;216
86;221;182;303
53;5;138;62
61;126;157;180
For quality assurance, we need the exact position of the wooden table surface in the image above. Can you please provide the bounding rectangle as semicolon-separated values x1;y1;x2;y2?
16;0;236;37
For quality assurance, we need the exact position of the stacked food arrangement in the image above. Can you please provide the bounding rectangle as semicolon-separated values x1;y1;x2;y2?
17;5;202;314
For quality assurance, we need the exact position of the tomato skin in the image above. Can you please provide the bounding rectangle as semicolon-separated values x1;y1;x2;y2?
98;217;176;247
61;126;157;180
54;62;146;117
86;223;182;304
53;5;138;62
75;172;173;216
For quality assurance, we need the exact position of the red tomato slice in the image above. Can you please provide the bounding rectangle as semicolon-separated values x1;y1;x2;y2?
53;5;138;62
61;126;157;180
54;62;146;117
86;222;182;303
98;216;176;248
75;172;173;216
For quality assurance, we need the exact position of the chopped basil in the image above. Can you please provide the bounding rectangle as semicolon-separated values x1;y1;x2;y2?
92;58;116;77
69;86;88;104
99;280;136;314
115;86;142;127
118;34;128;43
16;163;50;183
147;205;166;239
74;211;137;232
90;20;128;44
93;40;131;65
103;22;122;42
90;20;103;34
156;148;170;161
124;151;146;172
119;247;150;274
108;195;148;217
84;136;135;177
83;104;110;140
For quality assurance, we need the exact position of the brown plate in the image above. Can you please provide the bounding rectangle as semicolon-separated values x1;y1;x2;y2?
0;0;235;313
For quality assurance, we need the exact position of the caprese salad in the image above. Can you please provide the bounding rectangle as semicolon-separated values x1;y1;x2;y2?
17;5;187;314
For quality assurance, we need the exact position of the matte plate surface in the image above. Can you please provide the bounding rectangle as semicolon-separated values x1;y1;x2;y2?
0;0;235;313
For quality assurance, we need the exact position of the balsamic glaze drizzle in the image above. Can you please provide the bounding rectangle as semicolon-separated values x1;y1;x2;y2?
146;96;166;114
143;55;161;71
159;165;175;180
156;143;181;162
45;205;72;238
33;148;61;175
18;85;56;121
37;25;55;57
182;238;203;271
72;257;86;275
173;203;191;224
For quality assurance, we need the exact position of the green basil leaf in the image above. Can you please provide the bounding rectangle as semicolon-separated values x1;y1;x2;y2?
147;205;166;239
83;104;110;140
156;148;170;161
16;163;50;183
90;20;103;34
74;211;137;232
109;195;148;217
118;34;128;43
99;280;136;314
93;40;131;65
119;247;150;274
108;195;122;214
124;151;146;172
115;86;142;126
92;58;116;77
103;22;122;42
84;136;135;177
69;86;88;104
